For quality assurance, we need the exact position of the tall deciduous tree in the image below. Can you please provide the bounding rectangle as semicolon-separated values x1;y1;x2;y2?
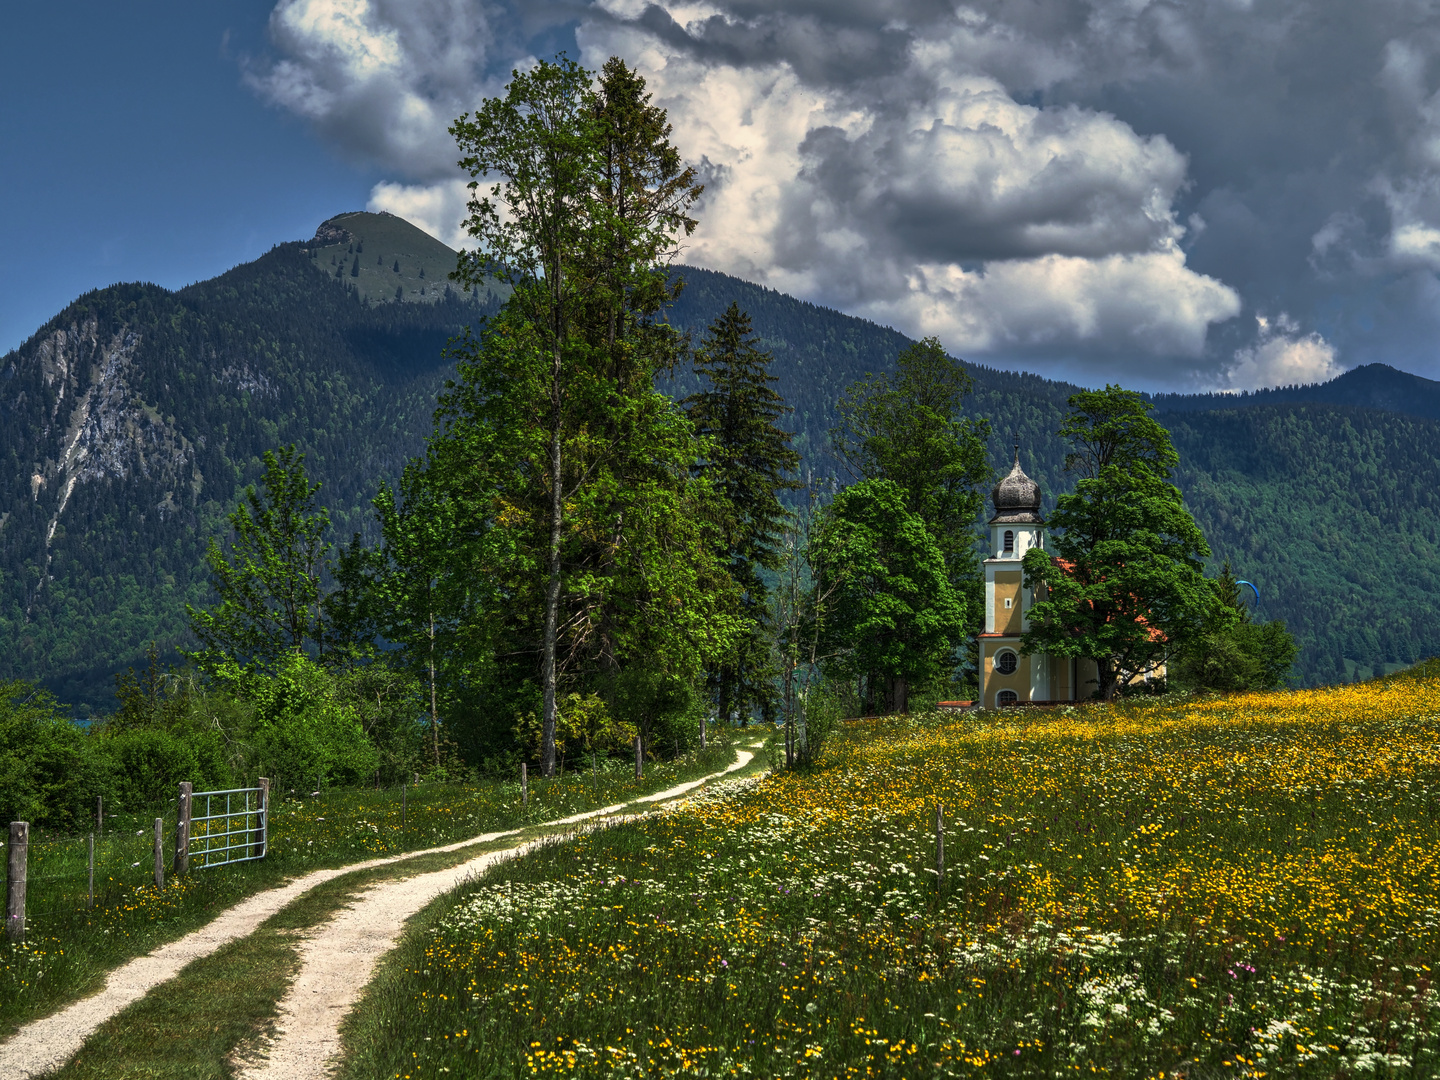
1021;387;1216;701
447;56;714;775
188;446;332;674
810;479;968;714
684;303;801;724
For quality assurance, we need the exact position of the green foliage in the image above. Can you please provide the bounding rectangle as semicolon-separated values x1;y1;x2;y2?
1022;387;1215;700
1173;561;1300;692
0;680;103;829
188;446;333;675
513;692;637;768
683;302;800;723
833;336;991;589
811;479;969;714
217;652;381;790
442;56;728;776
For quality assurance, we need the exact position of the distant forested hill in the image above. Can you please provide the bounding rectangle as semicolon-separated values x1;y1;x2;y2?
663;266;1440;688
3;219;1437;707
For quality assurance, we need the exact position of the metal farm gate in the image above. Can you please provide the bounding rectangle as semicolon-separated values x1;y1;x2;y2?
181;781;269;870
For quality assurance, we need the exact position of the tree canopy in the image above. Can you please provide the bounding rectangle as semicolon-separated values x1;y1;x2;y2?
1021;387;1215;701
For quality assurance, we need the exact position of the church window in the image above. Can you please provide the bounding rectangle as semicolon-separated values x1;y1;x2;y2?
1003;530;1014;552
997;690;1019;706
995;650;1018;675
1004;598;1013;609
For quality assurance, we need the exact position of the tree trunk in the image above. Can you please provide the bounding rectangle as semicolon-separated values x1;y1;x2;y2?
541;337;563;778
428;610;440;767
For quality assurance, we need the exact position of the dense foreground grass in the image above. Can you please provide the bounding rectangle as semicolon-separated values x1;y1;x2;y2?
343;669;1440;1078
0;741;739;1037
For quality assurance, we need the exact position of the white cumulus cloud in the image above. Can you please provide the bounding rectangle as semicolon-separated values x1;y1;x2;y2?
1223;314;1343;391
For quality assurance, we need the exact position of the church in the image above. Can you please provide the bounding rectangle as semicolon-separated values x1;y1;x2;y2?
977;451;1102;708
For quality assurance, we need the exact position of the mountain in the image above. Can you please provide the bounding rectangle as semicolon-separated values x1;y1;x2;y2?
3;211;1438;707
1150;364;1440;422
0;213;502;710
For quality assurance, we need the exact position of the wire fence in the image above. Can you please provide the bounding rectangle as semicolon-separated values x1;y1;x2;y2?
7;740;737;940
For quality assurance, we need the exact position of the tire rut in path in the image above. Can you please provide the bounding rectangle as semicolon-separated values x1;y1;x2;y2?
236;748;755;1080
0;749;754;1080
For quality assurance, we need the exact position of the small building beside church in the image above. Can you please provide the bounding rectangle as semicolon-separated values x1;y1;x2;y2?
978;451;1101;708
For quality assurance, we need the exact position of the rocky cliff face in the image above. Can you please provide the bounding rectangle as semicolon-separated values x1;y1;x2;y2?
11;316;199;606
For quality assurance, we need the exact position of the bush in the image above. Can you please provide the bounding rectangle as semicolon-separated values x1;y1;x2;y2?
236;654;381;790
0;680;109;829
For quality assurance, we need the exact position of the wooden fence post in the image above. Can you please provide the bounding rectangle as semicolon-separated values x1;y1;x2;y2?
88;833;94;909
521;763;528;807
175;782;192;875
254;778;270;860
96;795;103;837
700;714;707;750
152;818;164;890
935;802;945;887
634;736;643;780
401;782;407;833
6;822;26;943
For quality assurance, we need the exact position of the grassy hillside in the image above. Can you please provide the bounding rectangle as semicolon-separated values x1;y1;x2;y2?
342;676;1440;1077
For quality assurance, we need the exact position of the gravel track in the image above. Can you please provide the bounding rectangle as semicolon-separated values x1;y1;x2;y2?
238;747;755;1079
0;748;756;1079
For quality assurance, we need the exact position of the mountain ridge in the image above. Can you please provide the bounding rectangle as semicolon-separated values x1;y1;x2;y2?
3;211;1438;705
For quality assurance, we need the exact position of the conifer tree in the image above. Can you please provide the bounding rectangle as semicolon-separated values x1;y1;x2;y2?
684;303;800;723
446;56;722;775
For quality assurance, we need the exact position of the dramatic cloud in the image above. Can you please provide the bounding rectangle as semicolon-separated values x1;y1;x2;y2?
249;0;1440;389
1224;315;1343;392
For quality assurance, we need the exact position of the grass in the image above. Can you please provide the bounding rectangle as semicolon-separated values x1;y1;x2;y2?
339;667;1440;1078
0;738;741;1039
45;836;518;1080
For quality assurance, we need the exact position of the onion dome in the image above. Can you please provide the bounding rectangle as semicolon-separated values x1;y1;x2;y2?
990;447;1043;524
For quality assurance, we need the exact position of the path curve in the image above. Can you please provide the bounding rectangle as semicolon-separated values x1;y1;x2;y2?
237;747;755;1080
0;748;756;1080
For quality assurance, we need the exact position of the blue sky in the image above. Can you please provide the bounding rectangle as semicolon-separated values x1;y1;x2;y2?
6;0;1440;392
0;2;379;356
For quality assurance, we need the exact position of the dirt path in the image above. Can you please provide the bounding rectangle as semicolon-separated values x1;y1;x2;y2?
0;748;757;1080
237;747;756;1080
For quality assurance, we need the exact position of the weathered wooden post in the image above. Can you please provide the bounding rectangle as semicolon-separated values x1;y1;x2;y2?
935;803;945;887
96;795;103;837
6;822;27;943
401;782;407;834
634;736;643;780
88;833;95;909
254;778;270;860
175;782;192;875
152;818;164;890
700;714;707;750
521;763;528;807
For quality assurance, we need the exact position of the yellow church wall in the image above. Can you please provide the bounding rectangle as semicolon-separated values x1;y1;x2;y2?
982;641;1030;708
993;571;1023;635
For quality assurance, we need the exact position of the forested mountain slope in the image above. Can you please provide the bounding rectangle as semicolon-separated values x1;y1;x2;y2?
0;214;499;709
3;214;1436;706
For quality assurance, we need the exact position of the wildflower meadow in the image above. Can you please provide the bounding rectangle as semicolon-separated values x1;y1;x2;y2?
343;665;1440;1078
0;742;738;1036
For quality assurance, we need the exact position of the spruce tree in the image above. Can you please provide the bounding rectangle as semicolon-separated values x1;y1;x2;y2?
684;303;800;723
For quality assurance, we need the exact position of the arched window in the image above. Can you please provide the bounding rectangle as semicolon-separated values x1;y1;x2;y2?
997;690;1019;707
1003;530;1014;553
995;650;1018;675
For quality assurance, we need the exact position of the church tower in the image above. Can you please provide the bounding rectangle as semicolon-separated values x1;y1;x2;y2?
979;447;1082;707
